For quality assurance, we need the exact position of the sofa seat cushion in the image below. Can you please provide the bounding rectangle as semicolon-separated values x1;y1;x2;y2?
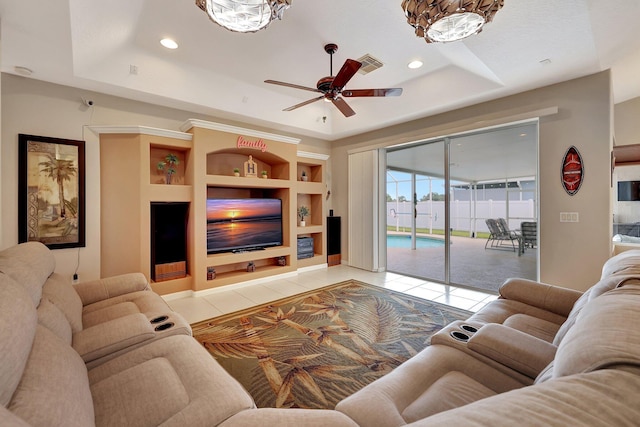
82;301;141;328
401;371;496;423
88;335;255;427
503;314;560;342
83;291;172;320
92;357;189;427
335;345;526;427
8;325;94;427
467;299;566;337
0;274;38;407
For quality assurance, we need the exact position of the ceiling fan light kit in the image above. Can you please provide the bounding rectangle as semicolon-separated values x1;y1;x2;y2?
401;0;504;43
265;44;403;118
196;0;291;33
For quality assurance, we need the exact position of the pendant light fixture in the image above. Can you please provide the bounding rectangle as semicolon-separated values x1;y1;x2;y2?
196;0;291;33
401;0;504;43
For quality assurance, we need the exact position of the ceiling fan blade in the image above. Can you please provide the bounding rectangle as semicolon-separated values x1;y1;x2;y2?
330;59;362;90
283;95;325;111
265;80;321;93
342;88;403;97
332;97;356;117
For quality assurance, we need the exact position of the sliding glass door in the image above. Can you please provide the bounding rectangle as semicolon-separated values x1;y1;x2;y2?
387;140;446;283
386;122;538;292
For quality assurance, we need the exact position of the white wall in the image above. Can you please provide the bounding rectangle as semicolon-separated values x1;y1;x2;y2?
1;75;330;282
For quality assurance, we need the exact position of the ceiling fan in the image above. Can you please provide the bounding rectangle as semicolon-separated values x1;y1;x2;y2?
265;43;402;117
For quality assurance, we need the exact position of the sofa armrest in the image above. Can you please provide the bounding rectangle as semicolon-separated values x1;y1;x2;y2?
72;313;155;363
499;278;583;317
468;323;557;379
73;273;151;306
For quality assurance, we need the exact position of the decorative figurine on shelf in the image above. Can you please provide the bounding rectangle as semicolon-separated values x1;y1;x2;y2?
233;168;240;177
247;261;255;272
157;153;179;184
207;266;216;280
298;206;309;227
277;256;286;266
261;170;268;179
301;171;308;181
244;155;257;177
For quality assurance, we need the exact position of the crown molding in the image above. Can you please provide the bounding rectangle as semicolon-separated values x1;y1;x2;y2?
298;150;330;160
180;119;301;145
88;125;192;140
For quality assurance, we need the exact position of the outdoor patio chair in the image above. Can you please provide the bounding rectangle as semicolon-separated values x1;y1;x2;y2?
520;221;537;249
485;218;522;254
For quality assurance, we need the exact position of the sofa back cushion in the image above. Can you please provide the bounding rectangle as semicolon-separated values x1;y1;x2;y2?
600;249;640;278
8;325;95;427
37;298;73;345
0;274;37;407
553;285;640;379
0;242;55;307
42;273;83;333
552;274;640;345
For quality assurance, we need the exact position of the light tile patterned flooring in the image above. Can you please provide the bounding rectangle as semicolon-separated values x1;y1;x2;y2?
166;265;498;325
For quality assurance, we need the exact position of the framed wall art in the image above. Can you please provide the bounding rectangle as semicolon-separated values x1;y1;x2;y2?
18;134;86;249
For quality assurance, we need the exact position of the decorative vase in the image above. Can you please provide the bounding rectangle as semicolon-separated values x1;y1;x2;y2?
165;174;172;185
262;174;268;179
300;220;306;227
234;172;240;177
301;175;308;181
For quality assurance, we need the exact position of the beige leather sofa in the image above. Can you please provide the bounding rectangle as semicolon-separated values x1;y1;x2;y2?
3;241;640;426
1;242;355;427
336;251;640;426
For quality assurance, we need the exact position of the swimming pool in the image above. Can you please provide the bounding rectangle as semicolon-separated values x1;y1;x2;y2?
387;235;445;249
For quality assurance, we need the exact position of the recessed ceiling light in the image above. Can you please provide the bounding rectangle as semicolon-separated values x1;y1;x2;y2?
160;38;178;49
408;60;423;69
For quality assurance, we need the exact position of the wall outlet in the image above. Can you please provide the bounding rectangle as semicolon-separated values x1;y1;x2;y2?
72;274;79;285
560;212;579;222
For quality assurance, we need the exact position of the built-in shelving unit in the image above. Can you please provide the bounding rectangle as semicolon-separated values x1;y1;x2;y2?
95;121;330;295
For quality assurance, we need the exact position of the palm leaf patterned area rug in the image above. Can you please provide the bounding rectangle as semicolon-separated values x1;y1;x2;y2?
192;280;471;409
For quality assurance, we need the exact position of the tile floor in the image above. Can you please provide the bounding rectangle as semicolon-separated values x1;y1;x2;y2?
166;265;498;325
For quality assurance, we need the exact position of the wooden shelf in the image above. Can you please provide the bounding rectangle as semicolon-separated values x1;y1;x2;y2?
297;225;323;234
148;184;192;202
207;246;290;266
206;264;296;287
613;144;640;167
296;181;324;194
150;275;192;295
297;254;326;269
205;175;291;189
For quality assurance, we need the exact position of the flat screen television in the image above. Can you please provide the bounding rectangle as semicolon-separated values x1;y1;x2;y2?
618;181;640;201
206;198;283;254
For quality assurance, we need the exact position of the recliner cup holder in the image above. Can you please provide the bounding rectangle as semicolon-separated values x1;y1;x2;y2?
154;322;174;332
460;324;478;334
450;331;470;342
150;315;169;324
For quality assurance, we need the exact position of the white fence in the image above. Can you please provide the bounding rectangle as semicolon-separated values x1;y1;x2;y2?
387;200;536;235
